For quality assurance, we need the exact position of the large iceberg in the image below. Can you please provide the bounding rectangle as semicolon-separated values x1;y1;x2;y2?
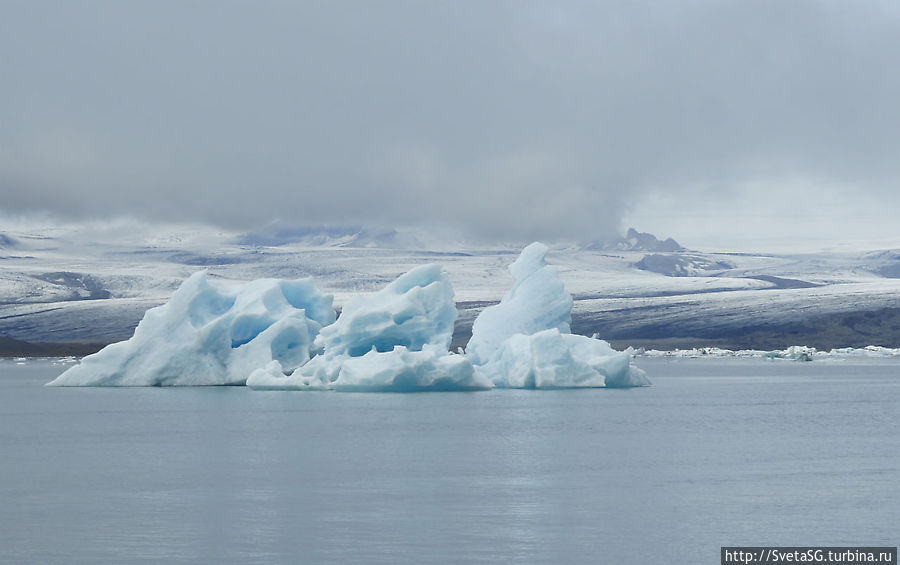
48;242;648;390
47;272;336;386
247;264;490;391
467;243;649;388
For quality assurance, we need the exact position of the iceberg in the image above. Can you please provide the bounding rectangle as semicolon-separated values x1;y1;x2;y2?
247;264;490;391
467;243;649;388
47;272;336;386
49;242;648;390
764;345;816;361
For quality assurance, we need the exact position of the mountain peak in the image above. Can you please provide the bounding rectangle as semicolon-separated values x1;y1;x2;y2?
581;228;684;252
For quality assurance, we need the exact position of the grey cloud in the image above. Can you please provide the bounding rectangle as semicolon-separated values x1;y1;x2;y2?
1;1;899;241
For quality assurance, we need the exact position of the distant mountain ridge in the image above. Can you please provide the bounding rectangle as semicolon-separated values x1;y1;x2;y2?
235;225;424;249
581;228;684;253
236;224;685;253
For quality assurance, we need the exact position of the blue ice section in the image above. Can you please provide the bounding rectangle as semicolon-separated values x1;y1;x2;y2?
248;264;490;391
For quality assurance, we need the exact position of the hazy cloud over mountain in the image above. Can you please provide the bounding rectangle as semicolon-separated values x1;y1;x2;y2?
2;1;899;243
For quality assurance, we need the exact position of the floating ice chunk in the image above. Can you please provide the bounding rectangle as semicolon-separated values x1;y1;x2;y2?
634;347;759;358
247;264;487;391
465;242;573;365
478;329;650;388
47;272;335;386
765;345;816;361
825;345;900;358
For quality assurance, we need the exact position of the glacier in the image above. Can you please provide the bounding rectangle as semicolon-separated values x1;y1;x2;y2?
47;272;336;386
49;243;649;390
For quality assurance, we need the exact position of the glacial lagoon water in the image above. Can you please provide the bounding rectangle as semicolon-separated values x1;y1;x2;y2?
1;357;898;564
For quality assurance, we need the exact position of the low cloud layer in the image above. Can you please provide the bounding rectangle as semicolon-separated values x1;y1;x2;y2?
2;1;899;242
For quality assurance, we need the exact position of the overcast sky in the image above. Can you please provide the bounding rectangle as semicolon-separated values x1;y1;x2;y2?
1;1;898;249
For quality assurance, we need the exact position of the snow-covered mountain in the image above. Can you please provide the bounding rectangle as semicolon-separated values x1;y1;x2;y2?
1;222;899;353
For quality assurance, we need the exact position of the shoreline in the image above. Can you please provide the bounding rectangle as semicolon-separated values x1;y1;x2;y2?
7;306;900;360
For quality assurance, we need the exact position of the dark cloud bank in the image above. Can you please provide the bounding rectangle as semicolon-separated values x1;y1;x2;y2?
1;1;899;241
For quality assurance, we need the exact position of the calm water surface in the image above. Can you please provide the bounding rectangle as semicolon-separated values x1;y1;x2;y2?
1;357;898;564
